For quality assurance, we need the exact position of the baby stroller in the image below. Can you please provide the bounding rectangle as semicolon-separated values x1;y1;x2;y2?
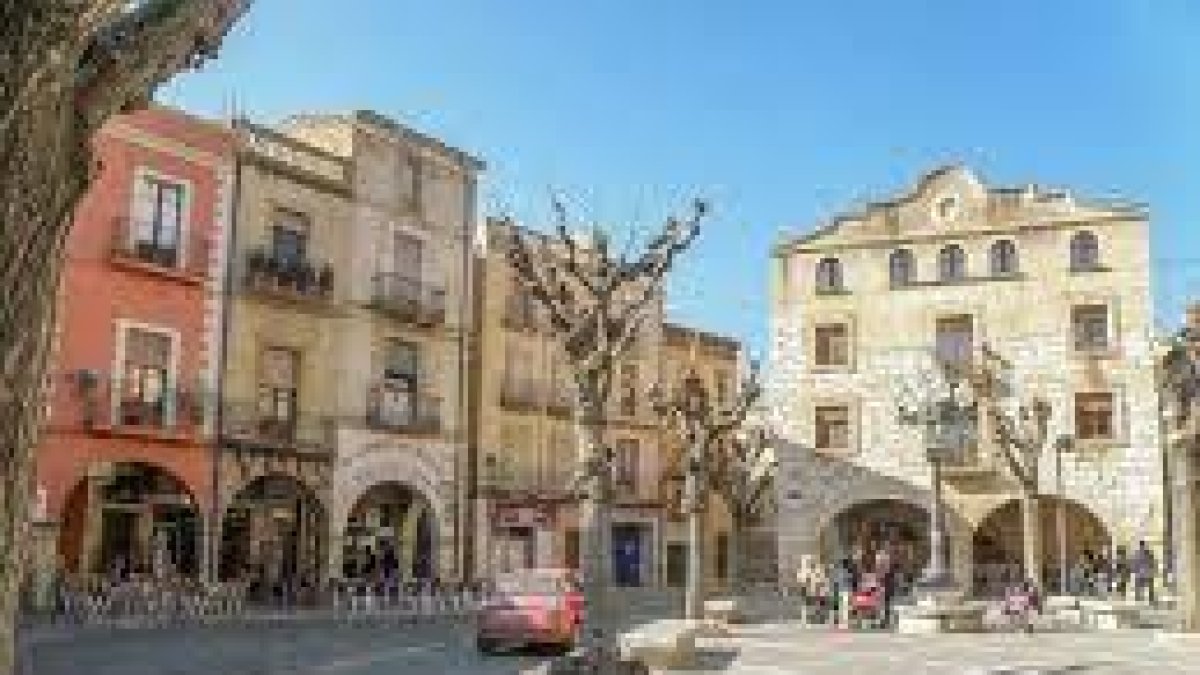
849;573;886;629
1002;583;1039;633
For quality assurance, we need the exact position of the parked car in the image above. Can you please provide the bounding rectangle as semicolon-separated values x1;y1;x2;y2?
477;568;583;654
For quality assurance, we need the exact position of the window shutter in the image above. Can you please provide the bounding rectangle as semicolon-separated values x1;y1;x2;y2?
131;173;156;243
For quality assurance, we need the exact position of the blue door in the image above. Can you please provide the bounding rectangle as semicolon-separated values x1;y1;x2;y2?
612;525;642;587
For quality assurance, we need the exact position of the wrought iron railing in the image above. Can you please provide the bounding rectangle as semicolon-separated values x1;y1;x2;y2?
52;371;206;437
110;217;209;277
219;400;334;453
243;248;334;301
370;274;446;326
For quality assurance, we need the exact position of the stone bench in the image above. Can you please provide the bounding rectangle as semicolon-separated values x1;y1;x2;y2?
895;600;985;634
703;598;743;625
1079;599;1142;630
619;619;698;670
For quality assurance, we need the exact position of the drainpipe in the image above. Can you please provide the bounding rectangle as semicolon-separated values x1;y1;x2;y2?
458;165;479;582
210;121;244;584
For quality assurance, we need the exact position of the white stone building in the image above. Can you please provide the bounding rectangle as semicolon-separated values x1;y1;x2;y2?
768;166;1161;594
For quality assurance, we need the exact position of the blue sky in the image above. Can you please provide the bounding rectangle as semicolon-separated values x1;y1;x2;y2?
161;0;1200;358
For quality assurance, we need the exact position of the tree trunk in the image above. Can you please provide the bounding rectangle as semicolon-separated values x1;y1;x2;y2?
575;398;615;671
1021;489;1043;590
684;470;703;620
727;511;742;597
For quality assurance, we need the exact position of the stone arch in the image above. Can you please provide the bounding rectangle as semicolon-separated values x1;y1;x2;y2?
58;460;203;578
218;472;328;593
972;495;1111;596
329;443;453;580
341;481;438;581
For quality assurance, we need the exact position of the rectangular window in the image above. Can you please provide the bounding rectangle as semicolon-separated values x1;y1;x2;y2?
815;405;850;450
393;232;423;281
614;439;639;491
1075;392;1114;441
257;347;299;439
814;323;850;367
935;315;974;367
381;340;419;424
134;177;184;267
1072;305;1110;351
120;327;172;426
270;211;309;267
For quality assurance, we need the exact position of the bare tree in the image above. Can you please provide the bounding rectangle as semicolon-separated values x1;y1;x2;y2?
711;425;775;596
504;199;706;671
0;2;248;670
650;365;760;620
958;346;1053;590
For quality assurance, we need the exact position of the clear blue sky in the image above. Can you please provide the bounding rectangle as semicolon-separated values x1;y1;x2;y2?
161;0;1200;358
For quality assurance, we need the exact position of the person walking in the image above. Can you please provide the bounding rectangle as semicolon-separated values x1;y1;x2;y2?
1113;545;1130;600
874;544;895;627
1132;540;1157;605
832;558;854;628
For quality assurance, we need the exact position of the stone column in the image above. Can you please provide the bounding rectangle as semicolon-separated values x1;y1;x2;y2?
1172;432;1198;630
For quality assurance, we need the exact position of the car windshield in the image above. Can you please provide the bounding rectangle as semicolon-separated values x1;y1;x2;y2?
493;574;563;595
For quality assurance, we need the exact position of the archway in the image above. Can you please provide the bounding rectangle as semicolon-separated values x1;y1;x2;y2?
819;499;930;586
220;474;326;602
972;496;1110;596
342;482;436;582
59;461;201;579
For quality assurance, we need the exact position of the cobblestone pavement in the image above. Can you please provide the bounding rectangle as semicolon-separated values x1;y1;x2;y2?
691;623;1200;674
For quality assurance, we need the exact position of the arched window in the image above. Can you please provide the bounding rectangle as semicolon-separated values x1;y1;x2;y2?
1070;231;1100;271
815;257;844;292
938;244;967;282
989;240;1019;277
889;249;915;287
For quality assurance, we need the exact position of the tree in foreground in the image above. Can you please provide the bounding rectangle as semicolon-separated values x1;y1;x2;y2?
1;2;249;671
713;425;776;596
650;366;759;620
505;199;706;672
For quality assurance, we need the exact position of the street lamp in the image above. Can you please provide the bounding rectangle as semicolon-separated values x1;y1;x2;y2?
897;369;976;591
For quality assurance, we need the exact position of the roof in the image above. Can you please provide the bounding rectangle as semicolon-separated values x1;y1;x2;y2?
662;321;741;353
283;110;486;171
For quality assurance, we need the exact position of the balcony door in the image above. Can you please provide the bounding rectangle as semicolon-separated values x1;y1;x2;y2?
132;174;184;267
258;347;299;440
935;315;974;368
271;211;309;269
119;327;174;427
380;340;418;425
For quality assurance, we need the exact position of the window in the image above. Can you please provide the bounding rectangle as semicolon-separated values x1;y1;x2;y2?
120;327;172;426
889;249;915;287
381;340;419;424
1072;305;1109;351
936;315;974;367
614;439;639;491
1070;231;1100;271
814;323;850;367
271;211;309;267
938;244;967;282
132;177;184;267
815;257;844;292
814;405;850;450
714;372;731;405
1075;392;1114;441
989;240;1019;277
257;347;299;439
619;364;638;416
392;232;423;281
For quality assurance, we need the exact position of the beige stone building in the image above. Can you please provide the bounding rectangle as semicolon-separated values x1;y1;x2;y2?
769;166;1160;595
216;111;481;588
470;220;742;588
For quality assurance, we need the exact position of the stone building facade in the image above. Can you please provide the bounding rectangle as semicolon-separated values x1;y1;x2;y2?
470;220;742;588
33;106;234;584
769;166;1159;594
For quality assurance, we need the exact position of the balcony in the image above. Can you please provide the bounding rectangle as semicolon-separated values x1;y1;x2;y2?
53;371;205;441
109;217;209;283
242;248;334;307
219;400;333;456
370;274;446;327
499;379;542;412
366;386;441;436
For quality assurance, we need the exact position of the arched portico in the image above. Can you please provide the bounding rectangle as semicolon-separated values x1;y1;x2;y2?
341;482;437;581
58;461;202;579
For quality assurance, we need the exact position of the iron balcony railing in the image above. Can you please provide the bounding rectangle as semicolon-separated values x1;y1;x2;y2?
365;385;442;436
369;274;446;326
243;247;334;302
218;400;334;454
53;371;207;438
110;217;210;278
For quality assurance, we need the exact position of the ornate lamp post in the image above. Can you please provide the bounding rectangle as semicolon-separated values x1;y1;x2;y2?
650;366;760;621
1160;326;1199;630
897;366;977;590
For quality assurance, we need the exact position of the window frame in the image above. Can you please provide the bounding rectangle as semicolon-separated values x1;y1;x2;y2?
113;320;181;428
814;257;845;293
989;239;1019;277
813;323;850;368
1070;231;1101;272
1071;304;1110;352
1074;391;1115;442
938;244;967;283
814;404;851;452
130;167;192;269
889;248;915;287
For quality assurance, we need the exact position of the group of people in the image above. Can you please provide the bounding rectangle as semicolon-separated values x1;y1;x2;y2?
793;544;908;628
1066;540;1159;602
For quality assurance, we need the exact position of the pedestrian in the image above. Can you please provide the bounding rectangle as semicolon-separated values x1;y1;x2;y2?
1132;540;1157;605
1093;552;1111;598
874;544;894;627
832;558;854;628
1069;554;1090;597
1113;545;1130;599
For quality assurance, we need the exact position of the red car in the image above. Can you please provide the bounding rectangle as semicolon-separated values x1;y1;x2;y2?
477;568;584;654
